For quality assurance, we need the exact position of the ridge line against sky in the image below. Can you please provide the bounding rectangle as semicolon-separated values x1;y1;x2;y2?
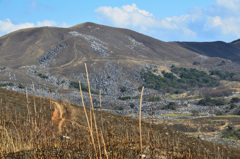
0;0;240;42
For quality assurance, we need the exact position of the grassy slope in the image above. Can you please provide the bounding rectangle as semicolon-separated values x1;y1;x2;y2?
0;88;240;158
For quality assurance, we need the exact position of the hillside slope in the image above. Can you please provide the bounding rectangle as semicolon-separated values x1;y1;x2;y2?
1;22;240;108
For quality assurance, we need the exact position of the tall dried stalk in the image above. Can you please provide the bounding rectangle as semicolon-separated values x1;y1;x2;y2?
32;82;37;126
32;82;37;115
85;63;101;159
25;88;30;122
100;129;108;159
78;80;97;158
139;86;144;159
99;88;104;133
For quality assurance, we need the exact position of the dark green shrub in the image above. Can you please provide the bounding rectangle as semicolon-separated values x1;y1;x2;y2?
197;96;226;106
193;61;200;65
114;106;124;110
0;83;14;87
222;126;240;140
216;111;223;116
140;66;219;94
130;103;135;108
210;70;237;81
69;81;98;94
162;102;177;110
230;103;237;109
18;83;25;89
231;97;240;103
38;73;48;79
132;95;140;99
118;96;131;100
120;86;127;93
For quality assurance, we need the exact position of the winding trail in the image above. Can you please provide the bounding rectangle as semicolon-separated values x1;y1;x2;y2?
51;101;88;133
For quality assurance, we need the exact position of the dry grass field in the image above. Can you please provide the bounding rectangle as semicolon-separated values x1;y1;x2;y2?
0;87;240;159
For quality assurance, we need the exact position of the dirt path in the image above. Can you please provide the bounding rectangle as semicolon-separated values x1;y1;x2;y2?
60;42;78;68
51;102;88;133
219;120;229;131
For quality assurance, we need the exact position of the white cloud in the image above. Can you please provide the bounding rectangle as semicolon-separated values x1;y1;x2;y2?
96;1;240;41
95;4;160;29
205;16;240;37
215;0;240;12
203;0;240;40
0;19;35;34
0;19;60;36
95;4;196;40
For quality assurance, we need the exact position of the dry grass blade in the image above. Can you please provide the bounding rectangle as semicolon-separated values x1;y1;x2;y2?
25;87;30;122
32;82;37;115
78;81;97;157
139;86;144;159
32;82;37;126
100;129;108;159
99;88;104;133
85;63;101;159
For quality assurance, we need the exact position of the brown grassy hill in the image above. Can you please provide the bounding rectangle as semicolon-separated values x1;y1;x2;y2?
0;22;195;68
1;22;240;98
0;22;234;72
1;88;240;158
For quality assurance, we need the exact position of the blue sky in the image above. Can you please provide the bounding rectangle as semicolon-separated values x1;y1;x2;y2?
0;0;240;42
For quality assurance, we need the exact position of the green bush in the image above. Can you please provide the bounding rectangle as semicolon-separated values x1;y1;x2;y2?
130;103;135;108
162;102;177;110
114;106;124;110
118;96;131;100
231;97;240;103
197;96;226;106
210;70;237;81
18;83;25;89
69;81;98;94
222;126;240;140
38;73;48;79
140;66;219;94
230;103;237;109
132;95;140;99
0;83;14;87
193;61;200;65
216;111;223;116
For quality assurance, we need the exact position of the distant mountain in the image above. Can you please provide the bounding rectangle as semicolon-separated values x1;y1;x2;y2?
231;39;240;48
177;41;240;63
0;22;240;106
0;22;200;69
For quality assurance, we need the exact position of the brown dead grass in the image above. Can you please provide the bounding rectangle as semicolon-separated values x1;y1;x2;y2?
0;88;240;158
